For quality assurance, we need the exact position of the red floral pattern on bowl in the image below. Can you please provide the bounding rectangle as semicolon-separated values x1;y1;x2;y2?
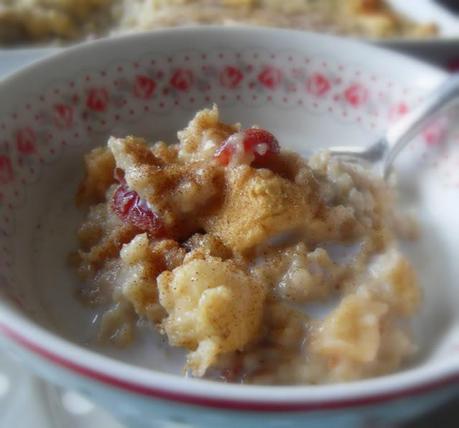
0;45;456;333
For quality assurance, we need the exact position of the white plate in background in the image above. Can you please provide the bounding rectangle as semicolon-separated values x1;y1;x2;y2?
0;351;124;428
0;1;457;70
0;0;457;51
387;0;459;40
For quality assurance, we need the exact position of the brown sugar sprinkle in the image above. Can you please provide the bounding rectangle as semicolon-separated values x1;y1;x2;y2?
73;105;421;384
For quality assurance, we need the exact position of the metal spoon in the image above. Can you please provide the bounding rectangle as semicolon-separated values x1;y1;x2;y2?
328;75;459;178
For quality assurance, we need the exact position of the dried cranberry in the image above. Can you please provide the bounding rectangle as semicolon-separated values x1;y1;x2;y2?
242;128;280;162
215;128;280;166
112;183;165;236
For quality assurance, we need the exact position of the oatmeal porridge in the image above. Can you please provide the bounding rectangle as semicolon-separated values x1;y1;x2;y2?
73;106;421;384
0;0;437;45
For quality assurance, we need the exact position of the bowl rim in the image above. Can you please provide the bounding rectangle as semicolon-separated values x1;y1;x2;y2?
0;26;457;412
1;312;458;412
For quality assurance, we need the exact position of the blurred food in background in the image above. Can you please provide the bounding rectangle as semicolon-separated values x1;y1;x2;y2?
0;0;438;45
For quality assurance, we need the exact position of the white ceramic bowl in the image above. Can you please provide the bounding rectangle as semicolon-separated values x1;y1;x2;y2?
0;27;457;428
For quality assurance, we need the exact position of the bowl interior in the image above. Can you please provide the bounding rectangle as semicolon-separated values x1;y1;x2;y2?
0;28;458;382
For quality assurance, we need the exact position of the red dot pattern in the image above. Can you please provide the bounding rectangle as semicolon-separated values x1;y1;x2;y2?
0;48;456;307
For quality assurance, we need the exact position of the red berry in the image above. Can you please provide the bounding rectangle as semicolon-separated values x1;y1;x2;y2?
215;128;280;166
242;128;280;162
112;183;166;236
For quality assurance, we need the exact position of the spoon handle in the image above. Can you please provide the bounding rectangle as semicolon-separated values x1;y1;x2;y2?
383;75;459;178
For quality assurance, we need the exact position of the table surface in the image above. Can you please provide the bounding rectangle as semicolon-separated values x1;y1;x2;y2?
0;44;458;428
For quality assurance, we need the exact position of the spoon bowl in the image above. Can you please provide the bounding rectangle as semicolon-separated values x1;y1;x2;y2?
329;75;459;178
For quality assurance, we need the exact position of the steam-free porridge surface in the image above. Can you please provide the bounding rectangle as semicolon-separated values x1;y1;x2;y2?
73;105;421;384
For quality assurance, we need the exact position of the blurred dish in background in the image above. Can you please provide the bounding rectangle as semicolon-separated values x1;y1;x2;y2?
0;0;439;46
435;0;459;14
